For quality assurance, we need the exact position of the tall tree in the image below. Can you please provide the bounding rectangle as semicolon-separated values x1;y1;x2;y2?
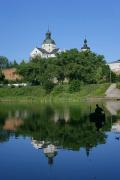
0;56;9;69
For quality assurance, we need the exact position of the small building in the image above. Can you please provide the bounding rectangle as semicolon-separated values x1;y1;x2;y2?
30;30;60;59
108;60;120;74
81;38;90;52
2;68;21;81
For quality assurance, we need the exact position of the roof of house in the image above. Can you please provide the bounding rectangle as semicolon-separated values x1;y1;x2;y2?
42;31;56;45
109;60;120;64
37;48;59;55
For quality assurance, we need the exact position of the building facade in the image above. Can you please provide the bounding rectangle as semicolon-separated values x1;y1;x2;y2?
2;68;21;81
30;31;60;59
108;60;120;74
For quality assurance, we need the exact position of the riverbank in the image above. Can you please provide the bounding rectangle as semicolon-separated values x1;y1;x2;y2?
0;83;111;102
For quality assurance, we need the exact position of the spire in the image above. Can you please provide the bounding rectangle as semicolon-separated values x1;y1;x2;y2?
48;25;50;32
81;37;90;52
84;36;87;45
46;29;51;39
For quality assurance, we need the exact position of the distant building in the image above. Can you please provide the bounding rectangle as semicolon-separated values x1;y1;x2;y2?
108;60;120;74
2;68;21;81
81;38;90;52
30;30;60;59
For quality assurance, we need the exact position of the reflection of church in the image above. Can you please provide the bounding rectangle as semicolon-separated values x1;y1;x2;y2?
31;139;45;149
53;109;70;123
44;144;57;165
31;139;57;165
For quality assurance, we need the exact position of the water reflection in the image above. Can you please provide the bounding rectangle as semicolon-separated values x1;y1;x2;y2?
0;102;119;164
90;104;105;131
31;139;57;165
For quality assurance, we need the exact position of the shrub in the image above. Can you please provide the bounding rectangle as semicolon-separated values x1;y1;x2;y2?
43;80;54;93
11;85;15;88
52;84;64;95
69;80;81;93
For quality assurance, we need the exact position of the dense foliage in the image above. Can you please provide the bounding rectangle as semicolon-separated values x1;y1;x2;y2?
0;103;112;152
0;56;18;69
0;69;5;83
17;50;112;86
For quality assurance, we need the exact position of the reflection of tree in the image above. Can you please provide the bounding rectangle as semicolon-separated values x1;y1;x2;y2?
17;114;110;153
0;131;10;143
0;103;112;155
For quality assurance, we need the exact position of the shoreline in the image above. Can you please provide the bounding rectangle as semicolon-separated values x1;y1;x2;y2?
0;96;120;103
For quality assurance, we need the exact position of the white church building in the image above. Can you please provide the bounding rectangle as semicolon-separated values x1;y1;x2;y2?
30;30;60;59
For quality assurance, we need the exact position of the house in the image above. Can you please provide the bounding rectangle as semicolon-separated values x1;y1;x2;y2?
108;60;120;74
2;68;21;81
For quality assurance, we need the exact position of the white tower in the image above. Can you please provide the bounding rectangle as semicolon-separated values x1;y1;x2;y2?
42;30;56;53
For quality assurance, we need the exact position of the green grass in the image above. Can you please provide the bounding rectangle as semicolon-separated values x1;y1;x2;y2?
0;86;46;97
50;83;110;102
117;83;120;89
0;83;110;102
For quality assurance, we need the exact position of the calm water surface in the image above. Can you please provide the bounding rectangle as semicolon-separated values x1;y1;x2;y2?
0;101;120;180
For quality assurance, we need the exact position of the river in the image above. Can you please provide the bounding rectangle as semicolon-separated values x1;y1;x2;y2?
0;101;120;180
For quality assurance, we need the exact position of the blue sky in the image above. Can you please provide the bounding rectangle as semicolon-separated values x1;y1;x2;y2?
0;0;120;63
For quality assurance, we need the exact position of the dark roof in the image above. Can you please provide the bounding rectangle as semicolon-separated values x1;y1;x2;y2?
81;38;90;50
42;31;56;45
109;60;120;64
51;48;59;54
37;48;48;54
81;46;90;50
43;39;56;45
37;48;59;55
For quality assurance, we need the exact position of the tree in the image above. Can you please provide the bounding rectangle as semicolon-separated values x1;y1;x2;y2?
0;56;9;69
43;80;54;93
0;70;5;82
69;80;81;92
17;50;115;93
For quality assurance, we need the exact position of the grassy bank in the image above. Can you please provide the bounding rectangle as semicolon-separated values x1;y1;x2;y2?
117;83;120;89
0;83;110;102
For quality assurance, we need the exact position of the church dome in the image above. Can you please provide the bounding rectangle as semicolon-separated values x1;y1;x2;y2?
42;31;56;45
81;38;90;51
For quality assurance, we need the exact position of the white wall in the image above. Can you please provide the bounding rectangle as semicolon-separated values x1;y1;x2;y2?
42;43;56;53
30;48;57;59
109;62;120;73
30;48;43;59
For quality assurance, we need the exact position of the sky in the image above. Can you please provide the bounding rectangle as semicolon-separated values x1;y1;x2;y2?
0;0;120;63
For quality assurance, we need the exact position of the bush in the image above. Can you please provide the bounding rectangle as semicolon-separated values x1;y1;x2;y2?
43;80;54;93
52;84;64;95
69;80;81;93
11;85;15;88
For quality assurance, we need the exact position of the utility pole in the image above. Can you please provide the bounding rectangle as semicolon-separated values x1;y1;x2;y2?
110;68;112;84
